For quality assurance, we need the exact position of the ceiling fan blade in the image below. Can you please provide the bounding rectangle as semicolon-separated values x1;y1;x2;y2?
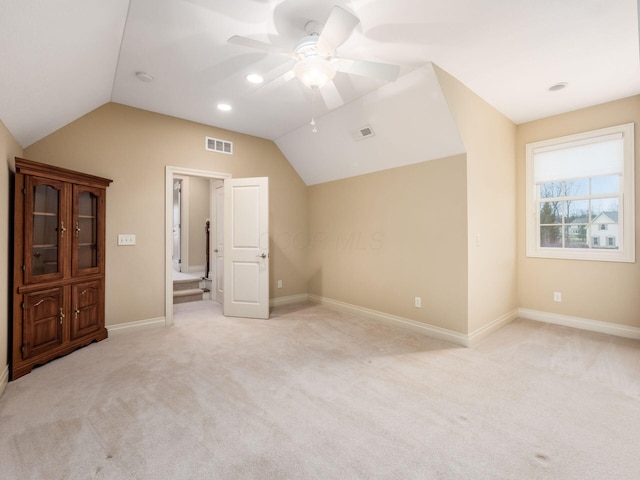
316;6;360;57
253;69;296;95
333;57;400;82
319;81;344;110
228;35;298;59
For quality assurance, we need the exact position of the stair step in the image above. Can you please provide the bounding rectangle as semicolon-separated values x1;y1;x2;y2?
173;279;201;291
173;288;204;304
173;288;203;297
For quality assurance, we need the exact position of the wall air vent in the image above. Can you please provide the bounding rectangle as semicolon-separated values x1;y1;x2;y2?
351;124;376;141
205;136;233;155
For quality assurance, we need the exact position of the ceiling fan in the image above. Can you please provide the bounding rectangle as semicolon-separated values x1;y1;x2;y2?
228;5;401;110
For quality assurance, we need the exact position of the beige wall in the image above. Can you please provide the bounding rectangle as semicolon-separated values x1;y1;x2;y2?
187;176;210;270
517;95;640;327
0;120;23;389
308;155;469;334
24;103;308;327
306;65;518;337
435;66;518;334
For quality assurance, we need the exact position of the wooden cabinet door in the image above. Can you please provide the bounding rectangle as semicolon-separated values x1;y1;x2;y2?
70;280;103;341
72;185;105;276
22;287;64;359
23;177;70;284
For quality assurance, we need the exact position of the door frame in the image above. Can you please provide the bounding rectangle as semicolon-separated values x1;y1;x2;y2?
165;166;231;327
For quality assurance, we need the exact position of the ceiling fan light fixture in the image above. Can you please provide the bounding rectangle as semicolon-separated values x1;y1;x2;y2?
294;55;337;89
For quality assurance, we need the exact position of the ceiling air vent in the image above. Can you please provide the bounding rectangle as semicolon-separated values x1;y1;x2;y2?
205;136;233;155
351;124;376;141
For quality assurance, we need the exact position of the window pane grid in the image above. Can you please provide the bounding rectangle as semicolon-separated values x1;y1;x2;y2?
537;196;620;250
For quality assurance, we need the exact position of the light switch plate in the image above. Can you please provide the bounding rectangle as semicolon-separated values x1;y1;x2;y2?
118;234;136;246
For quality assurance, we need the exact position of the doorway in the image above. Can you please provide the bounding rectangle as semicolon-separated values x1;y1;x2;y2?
165;166;231;327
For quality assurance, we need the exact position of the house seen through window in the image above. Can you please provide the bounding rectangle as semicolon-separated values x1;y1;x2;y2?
526;123;635;262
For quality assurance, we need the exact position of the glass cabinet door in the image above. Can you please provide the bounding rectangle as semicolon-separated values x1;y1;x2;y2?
24;177;67;283
72;185;104;275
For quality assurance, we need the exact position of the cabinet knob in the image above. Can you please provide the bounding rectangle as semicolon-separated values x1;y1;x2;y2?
74;305;80;319
59;308;65;324
75;222;81;238
60;222;66;238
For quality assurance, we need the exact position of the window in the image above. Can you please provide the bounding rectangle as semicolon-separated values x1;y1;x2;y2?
526;123;635;262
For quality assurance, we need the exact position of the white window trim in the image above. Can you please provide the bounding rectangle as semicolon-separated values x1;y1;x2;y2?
526;123;635;263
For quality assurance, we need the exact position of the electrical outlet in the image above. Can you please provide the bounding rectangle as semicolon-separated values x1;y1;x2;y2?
414;296;422;308
553;292;562;302
277;280;282;289
117;234;136;246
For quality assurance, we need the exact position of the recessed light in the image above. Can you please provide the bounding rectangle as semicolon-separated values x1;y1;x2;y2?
548;82;568;92
246;73;264;84
135;71;154;82
217;103;232;112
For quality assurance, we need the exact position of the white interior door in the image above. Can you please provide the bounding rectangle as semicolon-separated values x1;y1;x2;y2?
215;183;224;304
172;179;182;272
223;177;269;319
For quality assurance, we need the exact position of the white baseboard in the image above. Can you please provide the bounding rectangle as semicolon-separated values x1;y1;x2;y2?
468;309;519;346
107;317;166;336
518;309;640;340
0;364;8;398
308;295;470;347
270;294;309;307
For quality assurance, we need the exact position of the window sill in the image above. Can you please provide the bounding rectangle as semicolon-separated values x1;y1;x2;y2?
526;248;635;263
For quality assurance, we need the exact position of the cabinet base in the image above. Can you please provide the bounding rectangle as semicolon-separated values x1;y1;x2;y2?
10;329;108;380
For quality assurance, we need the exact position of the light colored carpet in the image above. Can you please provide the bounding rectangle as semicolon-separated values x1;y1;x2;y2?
1;301;639;479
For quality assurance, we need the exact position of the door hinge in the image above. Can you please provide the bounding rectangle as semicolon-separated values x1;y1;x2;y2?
21;302;25;309
21;264;26;271
20;345;25;355
22;187;26;195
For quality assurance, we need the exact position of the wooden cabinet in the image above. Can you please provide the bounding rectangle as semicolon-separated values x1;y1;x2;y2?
11;158;112;380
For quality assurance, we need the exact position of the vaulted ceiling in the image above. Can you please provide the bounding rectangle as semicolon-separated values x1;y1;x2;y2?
1;0;639;184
